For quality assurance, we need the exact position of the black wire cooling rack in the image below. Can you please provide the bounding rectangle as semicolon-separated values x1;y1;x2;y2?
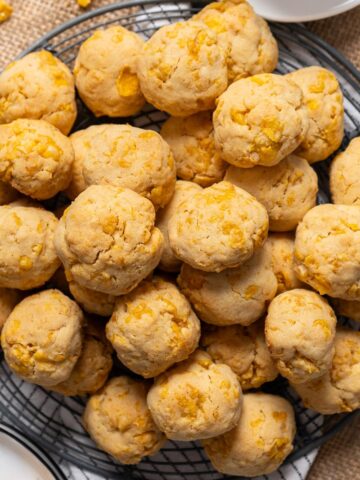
1;1;360;479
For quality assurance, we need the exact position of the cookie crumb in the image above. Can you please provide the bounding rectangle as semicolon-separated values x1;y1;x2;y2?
0;0;12;23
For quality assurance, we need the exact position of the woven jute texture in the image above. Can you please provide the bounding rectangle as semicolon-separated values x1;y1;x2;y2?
0;2;360;479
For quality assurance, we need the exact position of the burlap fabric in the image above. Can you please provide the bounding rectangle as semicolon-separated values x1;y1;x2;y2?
0;1;360;479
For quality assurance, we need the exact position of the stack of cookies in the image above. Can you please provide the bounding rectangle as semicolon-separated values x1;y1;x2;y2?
0;1;359;477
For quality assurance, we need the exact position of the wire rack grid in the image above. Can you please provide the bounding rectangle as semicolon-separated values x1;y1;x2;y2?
1;1;360;479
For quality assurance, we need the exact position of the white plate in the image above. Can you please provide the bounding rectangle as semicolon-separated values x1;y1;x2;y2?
249;0;360;22
0;424;66;480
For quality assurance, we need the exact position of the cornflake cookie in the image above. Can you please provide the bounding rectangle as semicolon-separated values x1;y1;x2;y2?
75;124;176;209
202;322;278;390
69;278;116;317
265;289;336;383
0;205;60;290
0;287;20;332
74;26;145;117
225;155;318;231
203;393;296;477
147;350;242;441
288;66;344;163
194;0;278;82
168;181;269;272
177;247;277;326
83;376;165;464
267;233;307;294
106;276;200;378
294;204;360;299
330;137;360;205
213;73;308;168
156;180;202;272
0;51;77;135
1;289;83;386
161;112;227;187
137;21;227;116
0;119;74;200
293;328;360;414
54;185;164;296
51;319;113;396
0;181;19;205
332;298;360;323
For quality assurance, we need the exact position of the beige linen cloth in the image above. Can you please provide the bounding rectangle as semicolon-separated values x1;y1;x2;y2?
0;1;360;479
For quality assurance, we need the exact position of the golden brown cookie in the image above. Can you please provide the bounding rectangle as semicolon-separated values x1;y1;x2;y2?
50;319;113;396
106;276;200;377
156;180;202;272
294;204;360;299
137;21;228;116
194;0;278;82
0;205;60;290
177;247;277;326
0;119;74;200
168;181;268;272
69;279;116;317
161;112;227;187
330;137;360;205
0;51;77;135
147;350;242;440
203;392;296;477
54;185;164;296
288;66;344;163
202;321;278;390
265;289;336;383
74;26;145;117
72;124;176;209
225;154;318;231
293;328;360;413
1;289;83;386
83;376;165;464
267;233;307;294
214;73;308;167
